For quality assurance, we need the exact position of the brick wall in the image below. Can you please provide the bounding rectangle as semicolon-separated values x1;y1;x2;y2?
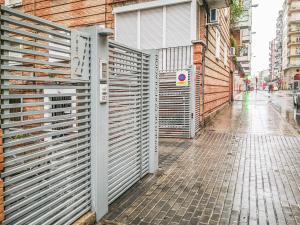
2;0;153;29
193;7;232;119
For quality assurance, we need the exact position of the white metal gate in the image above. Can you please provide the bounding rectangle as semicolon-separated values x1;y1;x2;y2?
159;70;194;138
158;46;197;138
107;42;153;203
0;6;91;225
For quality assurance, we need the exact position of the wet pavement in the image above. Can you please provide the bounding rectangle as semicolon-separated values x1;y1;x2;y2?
100;92;300;225
267;91;300;133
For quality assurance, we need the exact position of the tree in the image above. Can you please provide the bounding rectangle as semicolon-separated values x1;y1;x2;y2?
231;0;244;24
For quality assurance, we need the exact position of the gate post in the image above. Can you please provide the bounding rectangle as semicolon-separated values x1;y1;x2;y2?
82;26;112;220
146;50;159;173
190;65;196;138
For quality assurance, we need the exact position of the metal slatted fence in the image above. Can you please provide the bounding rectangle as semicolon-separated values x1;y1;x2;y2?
0;6;91;225
108;41;151;203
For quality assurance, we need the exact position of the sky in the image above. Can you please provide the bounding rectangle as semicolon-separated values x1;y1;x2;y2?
251;0;284;76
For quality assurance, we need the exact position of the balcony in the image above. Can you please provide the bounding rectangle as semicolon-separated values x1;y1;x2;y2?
237;46;250;62
287;52;300;57
289;28;300;34
287;63;300;68
231;11;251;30
287;40;300;46
288;17;300;25
242;35;251;43
206;0;230;9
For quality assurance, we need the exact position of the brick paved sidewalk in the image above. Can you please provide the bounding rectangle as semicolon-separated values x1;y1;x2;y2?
100;92;300;225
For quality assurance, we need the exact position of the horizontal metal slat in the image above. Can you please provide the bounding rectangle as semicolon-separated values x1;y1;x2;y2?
1;35;70;54
14;188;90;225
5;156;90;196
4;144;90;177
5;138;90;166
1;98;90;110
2;105;88;119
1;65;69;75
4;148;90;186
1;55;70;68
3;118;90;139
1;25;71;47
1;15;70;39
4;124;89;148
5;171;90;216
1;45;70;61
0;92;89;100
4;130;90;158
1;111;90;128
1;5;71;32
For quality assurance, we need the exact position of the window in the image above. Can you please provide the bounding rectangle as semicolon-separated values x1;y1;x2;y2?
296;47;300;55
296;36;300;42
224;46;228;66
115;2;192;49
215;29;221;59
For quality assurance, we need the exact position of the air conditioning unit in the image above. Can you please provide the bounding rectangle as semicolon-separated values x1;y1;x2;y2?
208;9;219;24
5;0;22;7
230;47;236;56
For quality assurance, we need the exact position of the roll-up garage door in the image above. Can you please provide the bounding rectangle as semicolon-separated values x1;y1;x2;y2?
159;70;193;138
115;2;192;50
108;41;150;203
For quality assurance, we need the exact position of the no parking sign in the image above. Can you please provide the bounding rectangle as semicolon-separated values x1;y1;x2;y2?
176;70;189;86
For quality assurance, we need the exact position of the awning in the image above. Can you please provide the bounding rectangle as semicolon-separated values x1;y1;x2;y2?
294;74;300;80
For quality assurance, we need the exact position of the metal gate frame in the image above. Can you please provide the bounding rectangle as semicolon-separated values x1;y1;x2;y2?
85;26;159;220
0;6;159;223
0;6;92;225
158;46;197;138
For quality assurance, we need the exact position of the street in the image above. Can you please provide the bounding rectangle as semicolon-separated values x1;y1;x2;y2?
101;92;300;225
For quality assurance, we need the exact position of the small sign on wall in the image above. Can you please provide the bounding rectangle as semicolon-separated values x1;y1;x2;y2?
176;70;189;86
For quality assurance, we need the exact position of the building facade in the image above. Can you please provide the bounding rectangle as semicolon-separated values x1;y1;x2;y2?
231;0;253;77
275;10;283;80
257;69;270;90
281;0;300;89
2;0;234;122
269;39;276;81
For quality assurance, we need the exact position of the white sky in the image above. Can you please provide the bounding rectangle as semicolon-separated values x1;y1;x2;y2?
251;0;284;76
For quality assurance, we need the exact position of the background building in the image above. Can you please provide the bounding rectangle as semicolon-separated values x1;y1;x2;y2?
257;69;270;90
275;10;283;80
282;0;300;89
269;39;276;81
231;0;253;77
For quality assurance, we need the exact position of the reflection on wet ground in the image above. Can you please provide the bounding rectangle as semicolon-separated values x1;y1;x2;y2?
101;91;300;225
266;90;300;133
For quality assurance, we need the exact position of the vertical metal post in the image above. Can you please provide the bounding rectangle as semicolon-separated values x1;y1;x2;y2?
146;50;159;173
190;65;196;138
81;25;112;221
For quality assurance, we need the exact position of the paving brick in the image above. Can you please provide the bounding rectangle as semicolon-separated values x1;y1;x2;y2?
100;93;300;225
